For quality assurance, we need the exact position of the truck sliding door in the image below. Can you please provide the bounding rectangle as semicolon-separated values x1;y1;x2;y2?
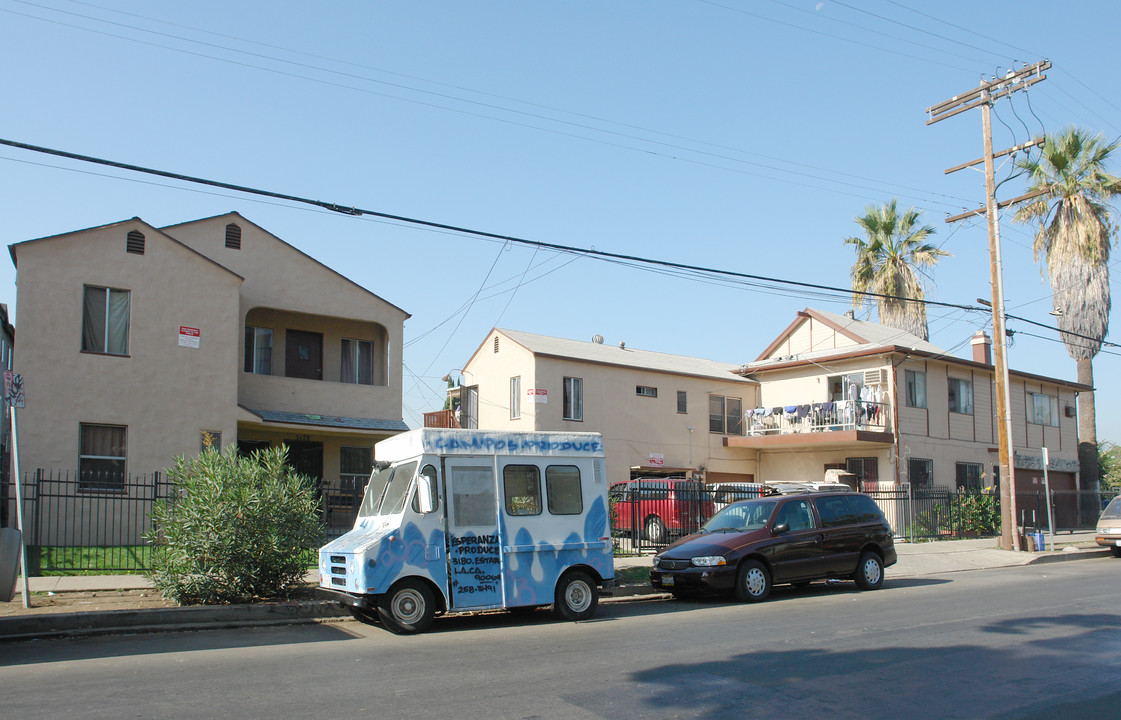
444;459;504;610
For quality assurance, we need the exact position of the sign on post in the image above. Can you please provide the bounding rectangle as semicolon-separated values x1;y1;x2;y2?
3;371;24;408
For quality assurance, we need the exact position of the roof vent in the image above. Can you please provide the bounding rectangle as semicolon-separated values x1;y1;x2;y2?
844;310;855;319
592;334;604;344
619;341;626;349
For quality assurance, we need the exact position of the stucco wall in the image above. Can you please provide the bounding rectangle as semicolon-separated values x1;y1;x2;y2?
12;221;242;477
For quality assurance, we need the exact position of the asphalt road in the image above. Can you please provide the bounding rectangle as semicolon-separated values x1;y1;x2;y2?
2;558;1119;720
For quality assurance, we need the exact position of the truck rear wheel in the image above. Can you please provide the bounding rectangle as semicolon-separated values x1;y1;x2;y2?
554;570;598;621
378;579;435;634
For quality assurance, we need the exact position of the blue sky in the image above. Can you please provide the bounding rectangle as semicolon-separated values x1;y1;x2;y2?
2;1;1119;440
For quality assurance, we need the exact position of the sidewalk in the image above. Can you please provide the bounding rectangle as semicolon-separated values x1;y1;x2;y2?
1;532;1110;641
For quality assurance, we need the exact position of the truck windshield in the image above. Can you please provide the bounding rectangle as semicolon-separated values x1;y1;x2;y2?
357;461;418;518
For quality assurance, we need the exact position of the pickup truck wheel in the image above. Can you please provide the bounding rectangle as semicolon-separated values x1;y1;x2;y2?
854;551;884;590
554;570;598;621
644;517;667;544
378;579;435;634
735;559;771;603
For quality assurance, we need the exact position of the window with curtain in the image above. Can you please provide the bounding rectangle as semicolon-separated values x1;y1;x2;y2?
948;377;973;415
709;394;726;433
1027;392;1059;426
905;370;927;408
82;285;130;355
243;327;273;374
79;423;127;491
708;395;743;434
510;376;521;419
341;338;373;384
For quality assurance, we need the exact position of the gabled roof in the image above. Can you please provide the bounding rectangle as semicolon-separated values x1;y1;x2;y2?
8;216;244;280
473;328;755;384
754;307;943;363
160;212;410;319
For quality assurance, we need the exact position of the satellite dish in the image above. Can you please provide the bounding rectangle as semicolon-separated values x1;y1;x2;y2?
592;334;604;344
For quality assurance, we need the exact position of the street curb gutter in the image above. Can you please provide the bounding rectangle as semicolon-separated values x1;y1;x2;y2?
0;600;350;642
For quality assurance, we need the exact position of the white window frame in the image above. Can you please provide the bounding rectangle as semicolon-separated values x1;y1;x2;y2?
1027;392;1059;427
510;376;521;420
948;377;973;415
244;326;273;375
905;370;927;409
563;377;583;421
82;285;130;355
341;338;374;385
636;385;658;398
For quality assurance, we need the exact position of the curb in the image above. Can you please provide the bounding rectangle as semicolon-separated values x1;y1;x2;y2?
0;600;350;642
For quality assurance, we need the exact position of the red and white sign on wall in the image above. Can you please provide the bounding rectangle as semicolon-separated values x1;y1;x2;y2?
528;389;548;404
648;453;664;467
178;326;201;349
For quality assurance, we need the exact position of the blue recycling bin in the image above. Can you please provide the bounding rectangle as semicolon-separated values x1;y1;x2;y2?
1033;532;1046;551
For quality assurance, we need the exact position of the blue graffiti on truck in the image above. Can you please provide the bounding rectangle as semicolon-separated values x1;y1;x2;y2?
428;433;604;455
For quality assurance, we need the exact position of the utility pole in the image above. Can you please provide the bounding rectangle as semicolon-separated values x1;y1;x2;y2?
926;60;1051;552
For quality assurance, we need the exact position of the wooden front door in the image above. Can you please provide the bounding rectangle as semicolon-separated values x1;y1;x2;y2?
286;330;323;380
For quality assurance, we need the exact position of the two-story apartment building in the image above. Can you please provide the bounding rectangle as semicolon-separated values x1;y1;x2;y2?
450;328;760;487
731;308;1087;508
7;213;409;518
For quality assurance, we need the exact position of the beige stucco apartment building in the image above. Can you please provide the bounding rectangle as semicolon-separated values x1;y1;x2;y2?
7;213;409;518
449;328;760;488
450;311;1088;529
732;309;1088;528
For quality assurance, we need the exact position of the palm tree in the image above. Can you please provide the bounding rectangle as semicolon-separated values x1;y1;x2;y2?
844;199;949;340
1015;127;1121;492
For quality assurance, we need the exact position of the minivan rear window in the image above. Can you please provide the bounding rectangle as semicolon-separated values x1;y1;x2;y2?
673;481;714;502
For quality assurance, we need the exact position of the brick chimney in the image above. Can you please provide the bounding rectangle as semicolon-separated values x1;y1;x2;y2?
971;331;992;365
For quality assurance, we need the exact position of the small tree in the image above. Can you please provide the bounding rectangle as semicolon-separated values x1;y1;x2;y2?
145;446;324;604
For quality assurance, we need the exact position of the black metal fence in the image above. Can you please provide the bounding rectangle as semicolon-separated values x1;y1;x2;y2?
1;470;367;575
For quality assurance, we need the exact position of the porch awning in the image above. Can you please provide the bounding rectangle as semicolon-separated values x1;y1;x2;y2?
238;405;409;432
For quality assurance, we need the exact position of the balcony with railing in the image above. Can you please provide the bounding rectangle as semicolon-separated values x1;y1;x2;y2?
725;399;893;450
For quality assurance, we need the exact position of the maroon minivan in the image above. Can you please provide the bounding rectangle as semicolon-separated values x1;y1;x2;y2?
649;491;896;601
609;478;715;544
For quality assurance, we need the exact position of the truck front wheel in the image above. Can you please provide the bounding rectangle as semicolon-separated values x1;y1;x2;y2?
554;570;598;621
378;579;435;634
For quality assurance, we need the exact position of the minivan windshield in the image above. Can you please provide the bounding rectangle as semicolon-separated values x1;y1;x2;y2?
1100;496;1121;520
702;499;779;533
357;461;419;518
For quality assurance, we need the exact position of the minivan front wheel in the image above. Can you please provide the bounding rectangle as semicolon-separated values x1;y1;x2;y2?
854;551;884;590
735;559;771;602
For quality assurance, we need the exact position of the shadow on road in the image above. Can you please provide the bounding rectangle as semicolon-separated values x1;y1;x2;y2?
0;621;362;667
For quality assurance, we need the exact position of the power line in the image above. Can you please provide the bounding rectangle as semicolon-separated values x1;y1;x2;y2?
0;136;982;315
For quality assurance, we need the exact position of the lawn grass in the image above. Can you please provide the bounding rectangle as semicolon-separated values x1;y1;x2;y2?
615;566;650;585
37;545;152;576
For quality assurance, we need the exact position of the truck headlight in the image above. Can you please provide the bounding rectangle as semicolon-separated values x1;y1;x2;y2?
691;556;727;567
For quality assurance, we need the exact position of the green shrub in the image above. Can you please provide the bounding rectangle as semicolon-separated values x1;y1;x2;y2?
145;446;324;605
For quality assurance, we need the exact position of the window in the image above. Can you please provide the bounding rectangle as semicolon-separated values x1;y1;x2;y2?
846;457;879;486
461;385;479;429
905;370;927;408
775;499;815;531
563;377;583;421
340;446;373;494
709;395;744;435
546;465;583;515
126;230;145;255
1027;392;1059;426
200;430;221;453
677;391;687;414
225;223;242;250
79;423;127;491
341;338;373;385
636;385;658;398
510;376;521;420
243;327;273;374
948;377;973;415
956;462;983;492
504;464;541;515
908;458;932;489
815;495;857;527
412;464;440;513
82;285;130;355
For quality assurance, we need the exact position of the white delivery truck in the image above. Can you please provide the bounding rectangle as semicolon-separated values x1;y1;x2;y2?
319;428;614;634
